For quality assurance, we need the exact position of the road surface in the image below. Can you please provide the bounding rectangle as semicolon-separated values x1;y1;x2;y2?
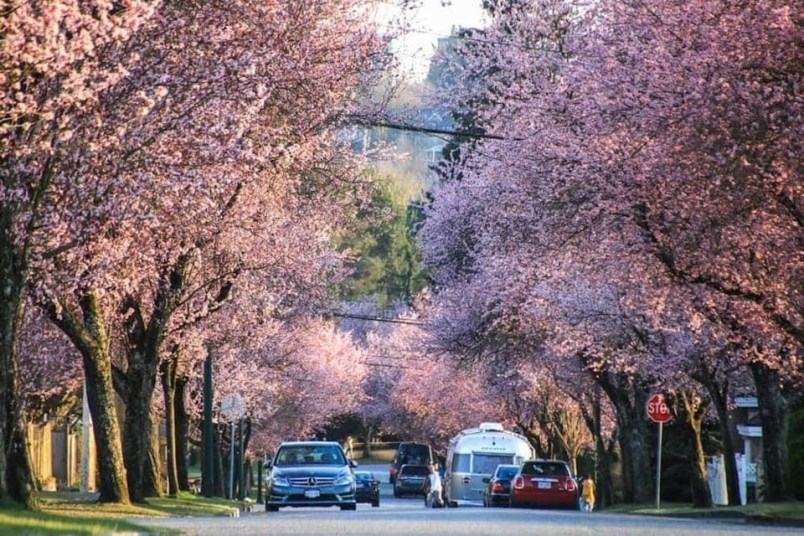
138;464;801;536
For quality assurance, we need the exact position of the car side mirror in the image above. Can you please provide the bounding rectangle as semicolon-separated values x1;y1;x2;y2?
264;460;273;469
349;459;358;468
482;477;490;483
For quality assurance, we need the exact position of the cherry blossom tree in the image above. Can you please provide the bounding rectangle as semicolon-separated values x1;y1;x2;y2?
423;0;800;504
7;0;389;505
0;0;157;506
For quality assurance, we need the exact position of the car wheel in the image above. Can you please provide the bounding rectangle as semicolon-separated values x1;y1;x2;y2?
372;499;380;507
340;503;357;511
393;489;401;498
266;504;279;512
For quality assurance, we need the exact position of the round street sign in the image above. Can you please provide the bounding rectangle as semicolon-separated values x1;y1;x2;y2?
220;393;246;422
646;393;672;423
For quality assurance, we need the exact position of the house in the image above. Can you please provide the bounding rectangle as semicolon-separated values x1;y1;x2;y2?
734;395;762;504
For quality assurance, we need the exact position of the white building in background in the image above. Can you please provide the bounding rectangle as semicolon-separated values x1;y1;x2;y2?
706;395;763;505
734;396;762;504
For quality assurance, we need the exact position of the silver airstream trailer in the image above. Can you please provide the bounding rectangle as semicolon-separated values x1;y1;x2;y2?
444;422;534;506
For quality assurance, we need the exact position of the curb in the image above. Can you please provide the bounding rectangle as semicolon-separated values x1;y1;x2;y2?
744;514;804;528
628;510;804;528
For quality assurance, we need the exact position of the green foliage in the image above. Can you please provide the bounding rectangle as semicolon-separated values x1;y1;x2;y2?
337;170;428;304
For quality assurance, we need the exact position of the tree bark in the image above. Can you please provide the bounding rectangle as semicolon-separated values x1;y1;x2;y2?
0;214;38;509
214;427;225;497
120;361;162;502
175;376;190;492
594;366;653;504
695;363;742;505
3;307;38;509
160;357;179;496
581;390;616;508
47;292;130;504
750;363;791;502
362;423;376;458
678;391;713;508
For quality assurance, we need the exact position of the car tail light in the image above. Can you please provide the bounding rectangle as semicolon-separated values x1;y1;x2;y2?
514;476;524;490
561;478;577;492
491;482;504;493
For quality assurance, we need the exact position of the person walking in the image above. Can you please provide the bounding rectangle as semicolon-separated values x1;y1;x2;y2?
580;474;596;512
424;464;443;508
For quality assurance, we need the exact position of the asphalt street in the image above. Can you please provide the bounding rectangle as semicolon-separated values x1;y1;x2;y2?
137;464;803;536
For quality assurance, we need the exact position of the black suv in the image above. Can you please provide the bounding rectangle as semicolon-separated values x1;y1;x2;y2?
389;442;434;484
265;441;357;511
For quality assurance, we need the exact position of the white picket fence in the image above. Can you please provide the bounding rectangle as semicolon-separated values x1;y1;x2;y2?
706;454;757;505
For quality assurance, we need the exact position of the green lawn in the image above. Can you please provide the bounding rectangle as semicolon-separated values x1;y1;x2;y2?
353;448;395;463
604;500;804;521
40;490;243;518
0;500;169;535
0;491;247;535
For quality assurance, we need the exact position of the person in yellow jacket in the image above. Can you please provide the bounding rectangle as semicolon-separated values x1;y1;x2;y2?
580;474;595;512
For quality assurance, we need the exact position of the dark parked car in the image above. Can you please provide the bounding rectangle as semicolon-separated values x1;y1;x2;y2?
509;460;578;509
393;464;430;497
389;442;434;484
265;441;357;511
354;471;380;507
482;464;519;507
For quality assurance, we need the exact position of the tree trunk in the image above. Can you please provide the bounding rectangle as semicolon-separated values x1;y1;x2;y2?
3;315;38;509
750;363;791;502
47;292;130;504
175;376;190;492
362;424;374;458
214;427;225;497
515;419;548;458
699;368;742;505
581;393;616;508
160;358;179;496
679;391;713;508
120;364;162;502
593;366;653;504
0;221;38;509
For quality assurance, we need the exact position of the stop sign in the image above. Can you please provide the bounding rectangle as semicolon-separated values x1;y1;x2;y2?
646;394;672;423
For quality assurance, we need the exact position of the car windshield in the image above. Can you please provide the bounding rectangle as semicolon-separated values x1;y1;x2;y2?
473;454;514;475
495;466;519;480
354;472;374;481
400;465;430;476
522;462;569;476
274;445;346;466
396;444;432;465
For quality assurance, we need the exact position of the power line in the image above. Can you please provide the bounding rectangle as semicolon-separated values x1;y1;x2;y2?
331;312;429;326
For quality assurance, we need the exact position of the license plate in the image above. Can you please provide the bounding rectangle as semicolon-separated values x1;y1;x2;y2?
305;490;321;498
538;481;552;489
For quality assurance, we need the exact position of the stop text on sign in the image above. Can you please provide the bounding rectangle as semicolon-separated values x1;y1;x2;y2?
646;393;672;423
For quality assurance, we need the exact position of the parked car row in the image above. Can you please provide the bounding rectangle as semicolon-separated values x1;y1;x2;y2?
262;435;579;514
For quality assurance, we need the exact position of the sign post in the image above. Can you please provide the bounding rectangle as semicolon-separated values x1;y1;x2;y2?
646;393;672;510
221;393;246;500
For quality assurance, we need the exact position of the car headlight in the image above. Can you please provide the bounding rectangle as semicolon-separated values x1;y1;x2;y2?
271;475;290;487
334;471;354;486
